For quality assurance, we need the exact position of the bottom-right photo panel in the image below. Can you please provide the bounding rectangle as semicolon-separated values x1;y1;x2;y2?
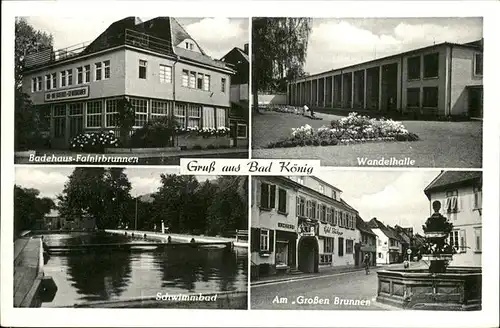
250;170;482;311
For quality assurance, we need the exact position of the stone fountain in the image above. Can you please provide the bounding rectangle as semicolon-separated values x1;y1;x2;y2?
376;201;481;310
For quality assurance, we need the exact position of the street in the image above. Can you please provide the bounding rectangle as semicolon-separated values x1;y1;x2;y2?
251;268;385;310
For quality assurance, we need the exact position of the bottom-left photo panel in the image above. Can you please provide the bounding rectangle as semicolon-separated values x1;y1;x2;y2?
13;166;249;309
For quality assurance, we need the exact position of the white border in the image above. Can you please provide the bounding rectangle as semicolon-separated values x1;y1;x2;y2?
2;1;500;328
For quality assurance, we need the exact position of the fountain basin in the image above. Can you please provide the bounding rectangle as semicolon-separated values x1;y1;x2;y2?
376;267;481;311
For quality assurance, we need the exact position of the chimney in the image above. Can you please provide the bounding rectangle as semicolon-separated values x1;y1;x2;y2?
244;43;249;54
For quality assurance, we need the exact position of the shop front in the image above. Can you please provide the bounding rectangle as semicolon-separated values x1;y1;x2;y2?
274;222;297;272
318;222;344;267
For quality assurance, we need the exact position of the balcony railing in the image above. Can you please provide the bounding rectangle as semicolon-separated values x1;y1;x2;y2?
124;29;172;55
24;41;90;69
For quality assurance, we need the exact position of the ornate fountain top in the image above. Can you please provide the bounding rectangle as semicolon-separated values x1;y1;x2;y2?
432;200;441;213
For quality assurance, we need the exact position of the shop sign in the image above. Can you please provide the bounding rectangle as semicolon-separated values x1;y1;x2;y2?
45;86;89;102
319;222;344;237
298;222;315;237
277;222;295;231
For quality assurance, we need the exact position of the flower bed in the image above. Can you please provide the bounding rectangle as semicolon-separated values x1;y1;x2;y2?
70;131;119;153
266;112;419;148
175;126;231;137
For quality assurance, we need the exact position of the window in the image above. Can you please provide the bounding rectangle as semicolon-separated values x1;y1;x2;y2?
95;62;102;81
151;100;172;119
182;70;189;87
67;69;73;85
104;61;110;79
187;104;201;128
260;229;270;252
174;104;186;128
130;98;148;126
275;241;288;266
474;228;481;252
297;177;304;185
337;211;343;227
324;237;334;253
105;98;118;128
320;254;333;265
237;124;247;138
407;88;420;108
309;200;317;219
197;73;204;90
423;53;439;78
346;239;354;254
338;237;344;256
159;64;172;83
216;108;226;128
326;207;332;224
53;104;66;138
45;74;51;90
407;56;421;80
221;77;226;92
332;190;337;200
445;190;459;214
203;74;210;91
423;87;438;108
449;229;466;253
333;209;338;226
86;100;103;128
51;73;57;89
189;71;196;88
36;76;42;91
278;188;287;213
474;53;483;76
320;205;327;223
84;65;90;83
378;239;382;246
378;252;382;258
260;182;276;209
296;196;305;217
202;107;215;129
473;185;482;210
77;67;83;84
139;60;147;79
60;70;67;87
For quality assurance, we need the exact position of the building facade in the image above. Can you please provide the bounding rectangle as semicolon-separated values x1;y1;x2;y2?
22;17;235;149
220;44;249;148
424;171;482;267
369;218;402;265
356;215;377;267
287;39;483;118
251;176;359;278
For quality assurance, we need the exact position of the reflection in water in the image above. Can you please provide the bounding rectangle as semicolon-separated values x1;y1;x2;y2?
42;233;247;307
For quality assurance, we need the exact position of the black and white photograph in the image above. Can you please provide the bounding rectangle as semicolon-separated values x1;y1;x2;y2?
251;18;483;168
14;16;249;165
14;167;248;308
250;171;482;310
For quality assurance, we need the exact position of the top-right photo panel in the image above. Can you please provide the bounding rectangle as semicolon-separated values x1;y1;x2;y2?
251;17;483;168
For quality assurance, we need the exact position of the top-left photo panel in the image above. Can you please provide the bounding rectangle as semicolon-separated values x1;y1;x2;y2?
14;16;249;165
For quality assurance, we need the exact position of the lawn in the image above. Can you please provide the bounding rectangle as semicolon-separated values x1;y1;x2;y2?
251;111;482;168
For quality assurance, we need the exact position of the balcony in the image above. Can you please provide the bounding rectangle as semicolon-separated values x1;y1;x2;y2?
23;29;173;70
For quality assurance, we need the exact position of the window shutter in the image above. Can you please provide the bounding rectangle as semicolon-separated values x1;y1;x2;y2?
261;183;268;208
269;185;276;209
269;230;275;252
256;180;262;207
445;198;451;213
452;196;458;212
251;228;260;252
296;196;300;216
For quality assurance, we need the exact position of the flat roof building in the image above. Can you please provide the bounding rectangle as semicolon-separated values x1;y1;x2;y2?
288;39;483;118
21;17;236;149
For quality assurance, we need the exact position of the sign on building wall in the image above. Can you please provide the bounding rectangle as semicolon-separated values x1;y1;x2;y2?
45;86;89;102
277;222;295;232
318;222;344;237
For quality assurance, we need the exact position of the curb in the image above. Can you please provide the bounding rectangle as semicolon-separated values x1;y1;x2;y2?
251;267;370;286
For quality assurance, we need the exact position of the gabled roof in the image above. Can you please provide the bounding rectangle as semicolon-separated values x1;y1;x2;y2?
368;218;400;241
356;215;376;236
386;225;405;243
424;171;482;199
221;46;249;63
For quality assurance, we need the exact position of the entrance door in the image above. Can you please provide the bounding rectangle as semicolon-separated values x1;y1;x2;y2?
298;237;318;273
68;103;84;148
469;87;483;118
231;120;238;147
52;104;67;149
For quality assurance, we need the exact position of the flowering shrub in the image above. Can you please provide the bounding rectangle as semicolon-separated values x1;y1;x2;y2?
70;131;119;153
130;116;176;148
175;126;231;137
266;112;419;148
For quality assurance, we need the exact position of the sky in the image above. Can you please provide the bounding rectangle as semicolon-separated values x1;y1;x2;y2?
304;17;483;74
315;170;442;234
14;167;213;199
15;167;444;234
23;16;249;60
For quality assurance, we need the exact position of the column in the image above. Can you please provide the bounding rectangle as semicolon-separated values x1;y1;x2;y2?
351;72;354;109
310;80;313;106
363;69;368;109
316;79;319;107
331;76;334;108
340;74;344;108
378;66;383;111
323;77;327;107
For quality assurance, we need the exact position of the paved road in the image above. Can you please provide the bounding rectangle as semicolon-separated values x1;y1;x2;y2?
251;268;385;310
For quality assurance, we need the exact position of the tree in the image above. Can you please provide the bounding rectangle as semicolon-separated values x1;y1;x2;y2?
57;167;132;229
15;18;53;150
252;18;312;113
14;185;55;238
